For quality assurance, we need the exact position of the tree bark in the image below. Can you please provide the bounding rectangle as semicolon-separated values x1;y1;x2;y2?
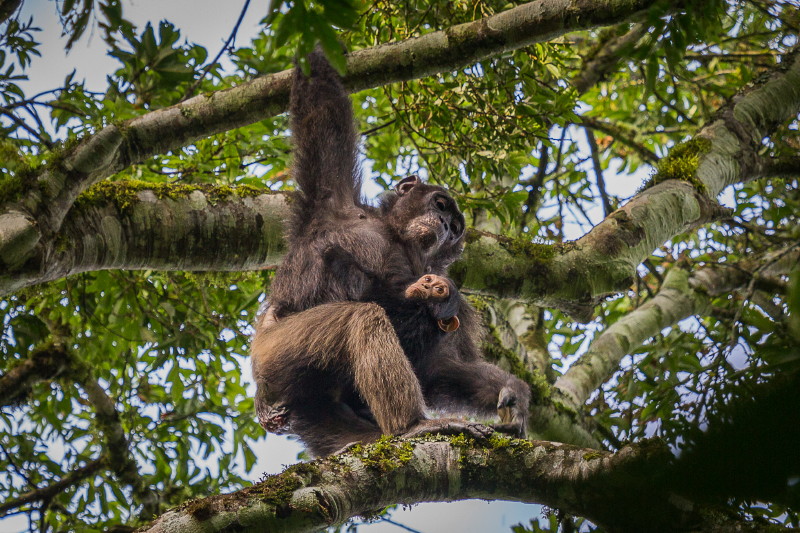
0;187;289;295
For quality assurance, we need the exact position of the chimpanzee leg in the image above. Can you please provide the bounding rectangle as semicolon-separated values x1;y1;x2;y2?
290;399;383;457
252;303;428;437
422;354;531;436
339;303;428;434
252;302;494;447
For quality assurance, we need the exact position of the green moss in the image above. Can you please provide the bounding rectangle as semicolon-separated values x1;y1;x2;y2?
482;323;551;403
502;238;558;261
465;293;492;313
449;434;473;448
0;174;23;205
487;433;513;449
74;179;269;211
641;137;713;194
248;461;323;512
349;436;415;473
583;451;603;461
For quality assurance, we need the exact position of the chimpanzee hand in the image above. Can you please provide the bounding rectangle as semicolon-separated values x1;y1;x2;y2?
403;418;494;440
257;402;290;434
492;385;528;437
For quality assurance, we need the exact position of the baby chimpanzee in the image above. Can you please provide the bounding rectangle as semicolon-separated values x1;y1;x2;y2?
370;273;461;364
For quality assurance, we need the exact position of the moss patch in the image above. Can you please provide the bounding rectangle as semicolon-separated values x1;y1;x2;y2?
583;451;603;461
641;137;713;194
0;174;23;206
74;179;269;211
348;436;415;473
246;460;324;517
482;323;551;403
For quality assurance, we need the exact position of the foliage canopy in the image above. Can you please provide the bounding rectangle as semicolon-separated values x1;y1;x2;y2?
0;0;798;531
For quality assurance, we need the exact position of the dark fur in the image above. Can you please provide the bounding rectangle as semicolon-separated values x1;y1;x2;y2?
252;52;530;457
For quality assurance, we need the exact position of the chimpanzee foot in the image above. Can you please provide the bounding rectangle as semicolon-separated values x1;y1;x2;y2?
332;441;362;456
402;418;494;440
495;386;527;437
490;422;525;437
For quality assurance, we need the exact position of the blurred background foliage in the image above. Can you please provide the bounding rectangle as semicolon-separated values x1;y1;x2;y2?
1;0;798;530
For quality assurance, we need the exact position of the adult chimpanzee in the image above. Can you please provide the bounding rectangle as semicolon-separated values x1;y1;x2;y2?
251;51;530;457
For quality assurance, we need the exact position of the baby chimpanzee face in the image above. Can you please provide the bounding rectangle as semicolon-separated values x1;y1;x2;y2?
404;275;451;301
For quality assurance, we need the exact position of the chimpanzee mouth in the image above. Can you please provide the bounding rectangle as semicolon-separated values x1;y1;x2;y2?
409;216;446;250
405;286;426;299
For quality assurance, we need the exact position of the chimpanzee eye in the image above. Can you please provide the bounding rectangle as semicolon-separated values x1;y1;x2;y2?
434;197;447;211
424;276;432;282
435;286;444;293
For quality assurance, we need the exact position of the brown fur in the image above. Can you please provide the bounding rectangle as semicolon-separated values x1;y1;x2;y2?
252;303;426;437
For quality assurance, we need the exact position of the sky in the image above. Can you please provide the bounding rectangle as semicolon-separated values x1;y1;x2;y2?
3;1;545;532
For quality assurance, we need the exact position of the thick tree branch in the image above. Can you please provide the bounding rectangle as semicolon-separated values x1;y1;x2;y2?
139;435;773;533
453;180;728;321
1;0;662;269
0;186;289;295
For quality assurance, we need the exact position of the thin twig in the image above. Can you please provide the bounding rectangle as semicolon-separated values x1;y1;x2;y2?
585;126;613;216
182;0;251;101
0;459;104;515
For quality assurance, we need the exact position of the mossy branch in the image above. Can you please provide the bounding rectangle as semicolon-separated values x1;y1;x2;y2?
555;246;800;409
138;434;775;533
0;182;289;296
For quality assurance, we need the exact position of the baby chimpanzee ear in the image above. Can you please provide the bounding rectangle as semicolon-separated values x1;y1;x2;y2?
437;316;460;333
395;175;420;196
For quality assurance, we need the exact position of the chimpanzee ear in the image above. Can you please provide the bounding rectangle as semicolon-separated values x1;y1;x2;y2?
437;316;460;333
395;175;420;196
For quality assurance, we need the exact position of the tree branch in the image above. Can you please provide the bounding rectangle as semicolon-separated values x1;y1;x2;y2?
585;127;613;216
0;185;289;295
580;115;659;164
0;458;104;516
0;346;69;407
2;0;662;269
752;154;800;180
555;246;800;408
138;435;773;533
573;22;648;94
72;361;161;519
